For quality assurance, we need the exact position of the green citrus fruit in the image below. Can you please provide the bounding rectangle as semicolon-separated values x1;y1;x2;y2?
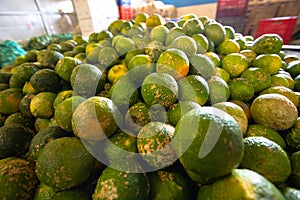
55;57;82;82
127;54;155;85
169;36;197;57
189;54;215;80
228;78;255;102
107;64;128;84
72;96;120;141
240;67;272;93
197;169;285;200
217;39;240;55
149;25;169;44
54;96;86;132
177;75;210;106
167;100;201;126
259;85;299;107
250;93;298;130
204;22;226;46
30;92;56;119
0;157;38;199
137;121;176;168
35;137;95;191
246;124;286;149
191;33;209;54
212;101;248;134
207;75;230;104
252;53;282;75
146;13;165;28
173;106;244;184
182;18;204;36
156;48;189;80
240;136;291;183
141;72;178;108
221;53;249;78
252;33;283;54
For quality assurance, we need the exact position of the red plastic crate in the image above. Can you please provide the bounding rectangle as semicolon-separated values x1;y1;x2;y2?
216;0;249;17
255;16;298;45
118;5;133;20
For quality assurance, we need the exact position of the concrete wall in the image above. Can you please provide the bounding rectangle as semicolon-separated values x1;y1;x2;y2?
0;0;75;42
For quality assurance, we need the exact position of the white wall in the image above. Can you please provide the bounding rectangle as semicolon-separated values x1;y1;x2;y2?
0;0;75;42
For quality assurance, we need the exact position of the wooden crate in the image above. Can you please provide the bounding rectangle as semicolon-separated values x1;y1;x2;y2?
243;0;300;37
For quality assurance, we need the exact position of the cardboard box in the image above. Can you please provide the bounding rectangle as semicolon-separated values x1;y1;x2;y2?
73;0;119;35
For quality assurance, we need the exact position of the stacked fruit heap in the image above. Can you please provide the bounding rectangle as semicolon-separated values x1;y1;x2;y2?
1;12;300;199
26;33;74;50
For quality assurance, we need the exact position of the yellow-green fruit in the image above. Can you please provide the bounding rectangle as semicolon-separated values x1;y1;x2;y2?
259;85;299;107
173;106;244;184
103;129;140;172
55;57;82;82
240;67;271;93
127;54;155;85
252;33;283;54
70;64;105;98
30;69;62;93
208;75;230;104
156;48;189;80
146;13;166;28
28;126;70;161
93;167;150;200
34;183;90;200
221;53;249;78
250;93;298;130
114;37;136;57
141;72;178;108
137;121;176;169
252;54;282;75
149;25;169;44
0;124;33;158
168;100;201;126
72;96;120;141
54;96;86;132
169;36;197;57
281;187;300;200
240;136;291;184
189;54;215;80
228;78;255;102
240;49;257;64
0;88;23;114
53;90;73;109
35;137;95;191
178;75;210;106
197;169;285;200
109;74;139;113
290;151;300;188
246;124;286;149
191;33;209;54
165;27;185;46
0;157;38;200
204;22;226;46
285;122;300;151
4;112;34;129
217;39;240;55
149;169;191;199
182;17;204;36
108;64;128;85
212;101;248;134
125;102;151;134
30;92;56;119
